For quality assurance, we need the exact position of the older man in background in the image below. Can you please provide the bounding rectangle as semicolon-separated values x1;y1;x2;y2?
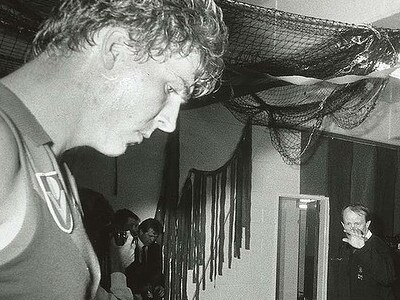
337;204;395;300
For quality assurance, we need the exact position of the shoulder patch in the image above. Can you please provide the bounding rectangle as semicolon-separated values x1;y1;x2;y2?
35;171;74;233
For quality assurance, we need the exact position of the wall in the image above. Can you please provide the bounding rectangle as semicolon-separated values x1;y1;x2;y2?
180;103;300;300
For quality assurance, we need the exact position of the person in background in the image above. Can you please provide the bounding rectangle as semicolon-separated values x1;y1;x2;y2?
337;204;395;300
102;231;137;300
78;188;115;271
107;209;141;297
126;218;164;300
0;0;228;298
113;209;141;245
78;189;137;299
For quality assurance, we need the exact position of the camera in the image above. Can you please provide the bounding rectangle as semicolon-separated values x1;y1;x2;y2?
113;230;138;246
114;230;128;246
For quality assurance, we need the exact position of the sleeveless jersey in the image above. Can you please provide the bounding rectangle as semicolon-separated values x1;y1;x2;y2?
0;83;101;299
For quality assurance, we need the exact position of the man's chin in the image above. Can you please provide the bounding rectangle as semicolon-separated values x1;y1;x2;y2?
96;144;127;157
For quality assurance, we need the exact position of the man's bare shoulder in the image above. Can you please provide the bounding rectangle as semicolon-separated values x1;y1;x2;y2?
0;114;28;252
0;114;20;196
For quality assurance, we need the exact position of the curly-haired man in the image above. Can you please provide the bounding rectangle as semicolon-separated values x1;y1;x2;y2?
0;0;228;299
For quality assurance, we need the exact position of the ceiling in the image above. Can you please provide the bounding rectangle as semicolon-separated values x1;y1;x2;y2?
374;12;400;29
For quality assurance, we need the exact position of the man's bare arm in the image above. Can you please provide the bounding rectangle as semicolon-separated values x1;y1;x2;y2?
0;115;25;250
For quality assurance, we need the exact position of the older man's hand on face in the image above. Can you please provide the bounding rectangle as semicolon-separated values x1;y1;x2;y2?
342;227;366;249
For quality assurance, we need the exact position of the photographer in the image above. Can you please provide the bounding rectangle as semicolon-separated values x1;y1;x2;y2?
95;232;137;300
78;189;137;300
113;209;141;246
96;209;142;299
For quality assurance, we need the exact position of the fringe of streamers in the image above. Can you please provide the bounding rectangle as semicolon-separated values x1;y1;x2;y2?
162;123;252;300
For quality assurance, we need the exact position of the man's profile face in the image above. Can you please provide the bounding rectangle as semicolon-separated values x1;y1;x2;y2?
139;228;159;246
341;208;371;236
80;41;200;157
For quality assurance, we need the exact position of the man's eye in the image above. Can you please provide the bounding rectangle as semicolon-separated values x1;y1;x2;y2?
166;85;175;94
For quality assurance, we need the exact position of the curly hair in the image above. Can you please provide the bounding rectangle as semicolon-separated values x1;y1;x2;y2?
33;0;228;97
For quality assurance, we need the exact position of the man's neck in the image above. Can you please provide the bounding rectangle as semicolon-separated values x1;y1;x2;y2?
0;53;92;156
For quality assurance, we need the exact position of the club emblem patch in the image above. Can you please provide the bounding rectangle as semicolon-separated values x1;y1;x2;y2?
35;171;74;233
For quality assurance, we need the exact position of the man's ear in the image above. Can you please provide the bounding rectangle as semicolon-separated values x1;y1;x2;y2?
100;27;128;70
366;220;371;229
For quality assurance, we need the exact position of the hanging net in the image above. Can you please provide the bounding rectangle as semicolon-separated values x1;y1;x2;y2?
0;2;40;77
203;0;400;164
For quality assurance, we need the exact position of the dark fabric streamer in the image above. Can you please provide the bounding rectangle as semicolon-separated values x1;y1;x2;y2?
200;176;207;290
160;123;252;300
156;128;180;300
242;124;252;249
218;171;227;275
228;164;236;268
210;175;216;282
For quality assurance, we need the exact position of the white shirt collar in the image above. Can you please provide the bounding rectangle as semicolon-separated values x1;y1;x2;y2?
138;238;144;249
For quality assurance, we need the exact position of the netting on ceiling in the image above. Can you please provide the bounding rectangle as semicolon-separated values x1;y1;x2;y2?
0;2;40;77
0;29;31;77
220;0;399;77
212;0;400;164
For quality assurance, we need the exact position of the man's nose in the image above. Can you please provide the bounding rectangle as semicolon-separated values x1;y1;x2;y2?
155;96;181;133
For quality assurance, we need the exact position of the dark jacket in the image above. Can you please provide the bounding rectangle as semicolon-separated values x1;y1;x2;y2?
336;234;395;300
126;243;164;299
